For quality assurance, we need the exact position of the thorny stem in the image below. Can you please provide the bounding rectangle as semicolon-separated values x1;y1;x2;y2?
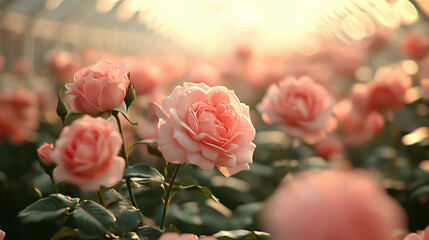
160;164;182;229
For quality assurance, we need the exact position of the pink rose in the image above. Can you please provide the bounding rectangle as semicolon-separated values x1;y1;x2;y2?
65;60;130;115
366;66;411;113
314;134;344;160
37;143;54;167
404;226;429;240
159;233;216;240
156;82;256;177
400;32;427;59
0;88;39;144
256;76;336;144
51;115;125;191
260;169;407;240
0;229;4;240
12;57;29;74
187;63;220;86
131;61;163;96
421;79;429;102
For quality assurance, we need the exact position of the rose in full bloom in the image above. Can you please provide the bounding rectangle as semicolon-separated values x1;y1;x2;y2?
159;233;216;240
37;143;54;167
260;169;407;240
51;115;125;191
400;32;427;59
65;59;130;115
366;66;411;113
404;226;429;240
156;82;256;177
256;76;336;144
0;88;39;143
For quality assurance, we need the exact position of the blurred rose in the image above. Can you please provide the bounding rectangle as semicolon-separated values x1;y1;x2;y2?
368;30;391;51
131;61;163;96
0;229;4;240
257;76;336;144
159;233;216;240
156;82;256;177
66;60;130;115
320;44;366;76
0;54;4;71
421;79;429;102
366;66;411;113
314;134;344;160
334;100;384;147
45;49;79;82
12;57;29;74
0;88;39;144
404;226;429;240
52;115;125;191
37;143;54;167
400;32;427;59
187;63;220;86
260;169;407;240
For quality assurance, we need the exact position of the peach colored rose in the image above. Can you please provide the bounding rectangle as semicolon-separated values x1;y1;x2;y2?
156;82;256;177
52;115;125;191
257;76;336;144
37;143;54;167
0;229;4;240
65;59;130;115
260;169;407;240
0;88;39;144
400;32;427;59
404;226;429;240
421;79;429;102
366;66;411;113
159;233;216;240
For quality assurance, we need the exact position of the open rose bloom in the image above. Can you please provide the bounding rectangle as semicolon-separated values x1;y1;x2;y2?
260;169;407;240
256;76;336;144
66;59;130;115
156;82;256;177
51;115;125;191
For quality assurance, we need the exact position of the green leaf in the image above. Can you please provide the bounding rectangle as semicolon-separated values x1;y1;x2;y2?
135;226;163;240
212;230;270;240
107;201;142;234
124;164;165;183
19;194;79;223
72;200;116;235
175;178;199;186
64;111;85;126
164;224;181;234
120;232;140;240
50;226;77;240
175;185;219;202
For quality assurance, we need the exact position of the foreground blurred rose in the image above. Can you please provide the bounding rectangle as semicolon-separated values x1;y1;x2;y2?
0;229;4;240
159;233;216;240
37;143;54;167
366;66;411;113
156;82;256;177
257;76;336;144
52;115;125;191
404;226;429;240
400;32;427;59
0;88;39;144
66;60;130;115
260;169;406;240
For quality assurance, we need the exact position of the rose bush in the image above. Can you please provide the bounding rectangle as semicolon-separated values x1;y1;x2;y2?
156;82;256;177
256;76;336;144
51;115;125;191
65;59;130;114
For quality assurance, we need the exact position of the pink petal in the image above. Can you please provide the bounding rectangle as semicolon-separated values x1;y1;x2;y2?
217;163;250;177
187;152;215;170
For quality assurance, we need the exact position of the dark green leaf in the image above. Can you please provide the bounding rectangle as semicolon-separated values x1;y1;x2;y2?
135;226;163;240
175;185;219;202
50;226;77;240
120;232;140;240
19;194;79;223
175;178;199;186
164;224;181;234
212;230;270;240
64;111;85;126
124;164;165;183
72;200;116;235
107;201;142;234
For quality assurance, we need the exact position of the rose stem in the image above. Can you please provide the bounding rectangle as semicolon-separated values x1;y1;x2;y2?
49;172;59;193
97;190;105;206
160;163;182;229
113;112;140;216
